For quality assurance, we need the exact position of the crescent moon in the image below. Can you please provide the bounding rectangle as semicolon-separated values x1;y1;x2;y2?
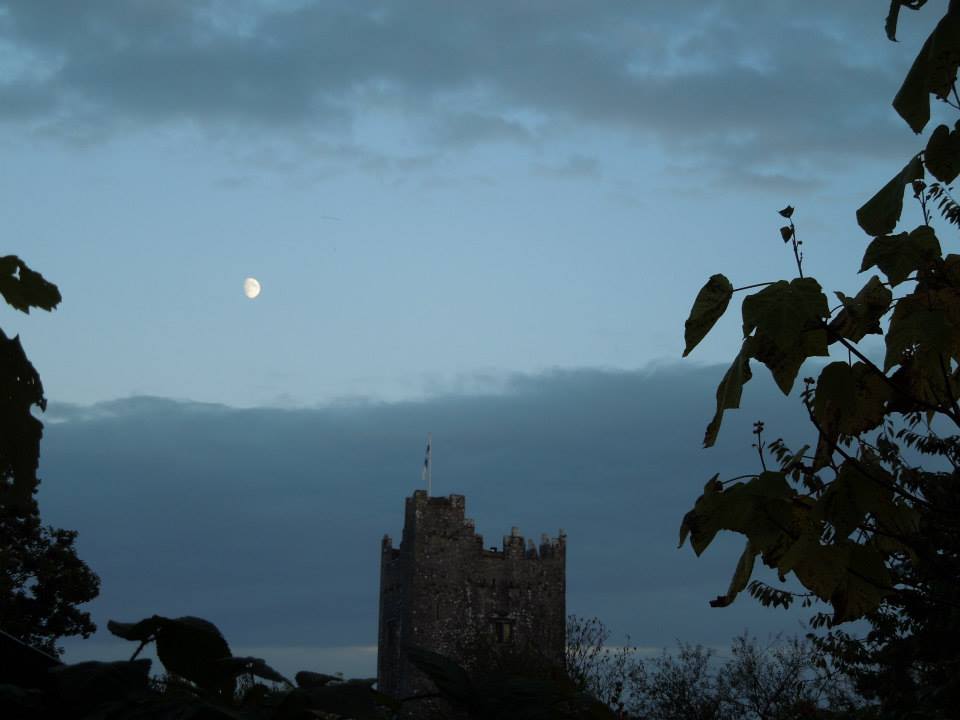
243;277;261;299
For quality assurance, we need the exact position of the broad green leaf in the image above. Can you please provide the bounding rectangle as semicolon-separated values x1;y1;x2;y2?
885;294;956;371
680;471;792;557
816;460;893;539
887;347;960;413
738;279;829;394
894;31;936;133
0;256;62;314
814;362;892;439
829;543;894;623
892;10;960;133
683;274;733;357
860;225;941;286
678;474;722;548
709;539;757;608
926;9;960;100
856;155;923;236
741;278;830;352
830;276;893;343
924;122;960;183
704;345;752;447
747;328;827;396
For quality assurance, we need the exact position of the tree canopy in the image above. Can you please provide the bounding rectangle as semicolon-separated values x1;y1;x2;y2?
680;1;960;714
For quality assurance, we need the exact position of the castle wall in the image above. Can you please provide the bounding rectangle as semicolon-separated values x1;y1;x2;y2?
377;490;566;700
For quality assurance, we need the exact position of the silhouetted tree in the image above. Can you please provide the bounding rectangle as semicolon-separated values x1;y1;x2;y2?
678;2;960;717
0;256;99;655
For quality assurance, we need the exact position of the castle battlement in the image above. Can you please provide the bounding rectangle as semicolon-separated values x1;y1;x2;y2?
382;491;565;564
377;490;567;700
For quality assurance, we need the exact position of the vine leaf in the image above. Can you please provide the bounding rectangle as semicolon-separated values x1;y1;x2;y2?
704;345;752;448
856;155;923;236
860;225;941;286
829;276;893;344
0;256;62;314
924;122;960;183
683;274;733;357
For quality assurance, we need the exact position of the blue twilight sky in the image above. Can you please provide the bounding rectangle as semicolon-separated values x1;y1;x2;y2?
0;0;946;680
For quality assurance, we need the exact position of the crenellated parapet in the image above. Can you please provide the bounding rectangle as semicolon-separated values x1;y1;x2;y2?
377;490;567;701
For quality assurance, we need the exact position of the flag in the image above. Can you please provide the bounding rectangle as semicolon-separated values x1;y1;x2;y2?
421;435;431;483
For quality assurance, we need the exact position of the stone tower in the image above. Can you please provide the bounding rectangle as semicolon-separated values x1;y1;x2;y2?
377;490;566;699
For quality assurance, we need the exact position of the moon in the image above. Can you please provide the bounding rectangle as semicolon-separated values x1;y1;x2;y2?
243;277;261;299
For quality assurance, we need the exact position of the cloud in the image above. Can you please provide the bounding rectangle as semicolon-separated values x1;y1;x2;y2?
43;363;829;678
534;154;601;179
0;0;927;179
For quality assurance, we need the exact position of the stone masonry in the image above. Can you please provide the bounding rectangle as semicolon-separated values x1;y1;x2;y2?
377;490;566;700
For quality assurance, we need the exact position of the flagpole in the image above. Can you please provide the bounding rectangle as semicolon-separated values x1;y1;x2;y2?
422;433;432;496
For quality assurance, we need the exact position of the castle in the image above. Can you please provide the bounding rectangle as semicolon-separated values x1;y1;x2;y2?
377;490;566;699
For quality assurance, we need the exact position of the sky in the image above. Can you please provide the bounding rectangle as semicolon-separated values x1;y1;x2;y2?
0;0;945;681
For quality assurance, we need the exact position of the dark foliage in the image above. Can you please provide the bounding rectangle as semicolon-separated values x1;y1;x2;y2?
0;259;99;656
679;3;960;717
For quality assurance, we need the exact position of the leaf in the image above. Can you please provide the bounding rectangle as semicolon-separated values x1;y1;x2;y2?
741;278;830;352
680;471;793;557
926;9;960;100
703;345;752;448
747;329;827;396
780;226;793;242
925;122;960;183
829;276;893;343
856;155;923;236
885;0;903;42
0;256;61;314
829;543;894;623
678;474;721;548
860;225;942;286
816;460;894;539
812;362;892;469
778;205;794;219
892;10;960;133
884;293;957;371
710;539;757;608
683;274;733;357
